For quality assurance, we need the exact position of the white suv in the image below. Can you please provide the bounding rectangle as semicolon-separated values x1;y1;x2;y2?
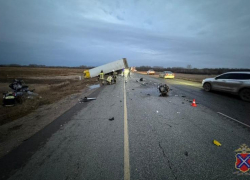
202;72;250;101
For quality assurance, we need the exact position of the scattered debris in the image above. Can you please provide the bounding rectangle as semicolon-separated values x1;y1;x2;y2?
158;84;169;96
147;94;151;96
88;84;100;89
177;112;180;114
156;111;159;113
182;102;184;104
132;89;134;90
181;95;186;97
213;140;221;146
184;151;189;156
140;78;144;81
109;117;114;121
79;97;96;103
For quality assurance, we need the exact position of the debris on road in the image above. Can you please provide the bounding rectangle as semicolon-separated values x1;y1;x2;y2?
175;95;178;97
191;99;197;107
156;111;159;113
132;89;134;90
158;84;169;96
181;95;186;97
213;140;221;146
79;97;96;103
109;117;114;121
184;151;189;156
177;112;180;114
147;94;150;96
140;78;144;81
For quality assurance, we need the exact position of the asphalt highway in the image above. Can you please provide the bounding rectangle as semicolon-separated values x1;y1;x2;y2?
0;73;250;180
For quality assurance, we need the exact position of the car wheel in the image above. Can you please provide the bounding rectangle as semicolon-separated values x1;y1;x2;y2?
239;89;250;102
203;83;212;92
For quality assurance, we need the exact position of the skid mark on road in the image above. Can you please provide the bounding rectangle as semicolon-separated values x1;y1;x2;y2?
124;80;130;180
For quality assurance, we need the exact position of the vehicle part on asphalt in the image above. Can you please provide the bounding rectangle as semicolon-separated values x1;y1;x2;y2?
158;84;169;96
109;117;114;121
213;140;221;147
140;78;143;81
79;97;96;103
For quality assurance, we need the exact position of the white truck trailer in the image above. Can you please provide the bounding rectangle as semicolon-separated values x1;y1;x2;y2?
83;58;128;78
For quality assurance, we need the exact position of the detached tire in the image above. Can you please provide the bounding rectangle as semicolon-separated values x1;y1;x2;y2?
203;83;212;92
239;88;250;102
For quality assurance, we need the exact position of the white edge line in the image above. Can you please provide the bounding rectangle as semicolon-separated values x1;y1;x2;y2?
217;112;250;128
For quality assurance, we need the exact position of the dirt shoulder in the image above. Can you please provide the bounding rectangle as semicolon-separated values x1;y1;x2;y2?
0;67;100;158
0;84;99;158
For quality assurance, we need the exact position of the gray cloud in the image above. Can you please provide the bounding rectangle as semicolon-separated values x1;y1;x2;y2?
0;0;250;68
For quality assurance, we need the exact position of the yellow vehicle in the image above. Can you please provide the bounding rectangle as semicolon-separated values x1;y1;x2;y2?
159;71;175;79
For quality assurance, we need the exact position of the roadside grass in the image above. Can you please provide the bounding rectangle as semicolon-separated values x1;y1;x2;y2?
0;67;83;79
0;67;97;125
136;71;216;83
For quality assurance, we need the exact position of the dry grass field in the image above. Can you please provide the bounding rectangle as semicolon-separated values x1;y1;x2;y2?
0;67;97;125
137;71;216;83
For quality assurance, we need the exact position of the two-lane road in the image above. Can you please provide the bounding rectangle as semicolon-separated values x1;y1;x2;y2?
0;73;250;180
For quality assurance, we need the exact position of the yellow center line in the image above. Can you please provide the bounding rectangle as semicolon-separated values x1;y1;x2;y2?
124;79;130;180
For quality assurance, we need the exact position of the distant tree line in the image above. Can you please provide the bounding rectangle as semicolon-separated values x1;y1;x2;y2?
0;64;94;69
136;66;250;75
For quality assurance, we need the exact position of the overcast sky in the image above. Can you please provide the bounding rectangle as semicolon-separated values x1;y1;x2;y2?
0;0;250;68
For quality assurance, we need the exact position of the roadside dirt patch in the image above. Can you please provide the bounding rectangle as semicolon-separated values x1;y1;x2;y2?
0;67;97;125
0;79;97;125
0;83;99;158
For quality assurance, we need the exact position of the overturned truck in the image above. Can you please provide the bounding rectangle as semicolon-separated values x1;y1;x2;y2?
83;58;128;78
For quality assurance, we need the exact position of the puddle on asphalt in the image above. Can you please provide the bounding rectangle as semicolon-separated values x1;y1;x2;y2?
88;84;100;89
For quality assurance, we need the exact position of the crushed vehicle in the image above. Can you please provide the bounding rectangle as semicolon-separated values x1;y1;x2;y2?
2;79;38;106
158;84;170;96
